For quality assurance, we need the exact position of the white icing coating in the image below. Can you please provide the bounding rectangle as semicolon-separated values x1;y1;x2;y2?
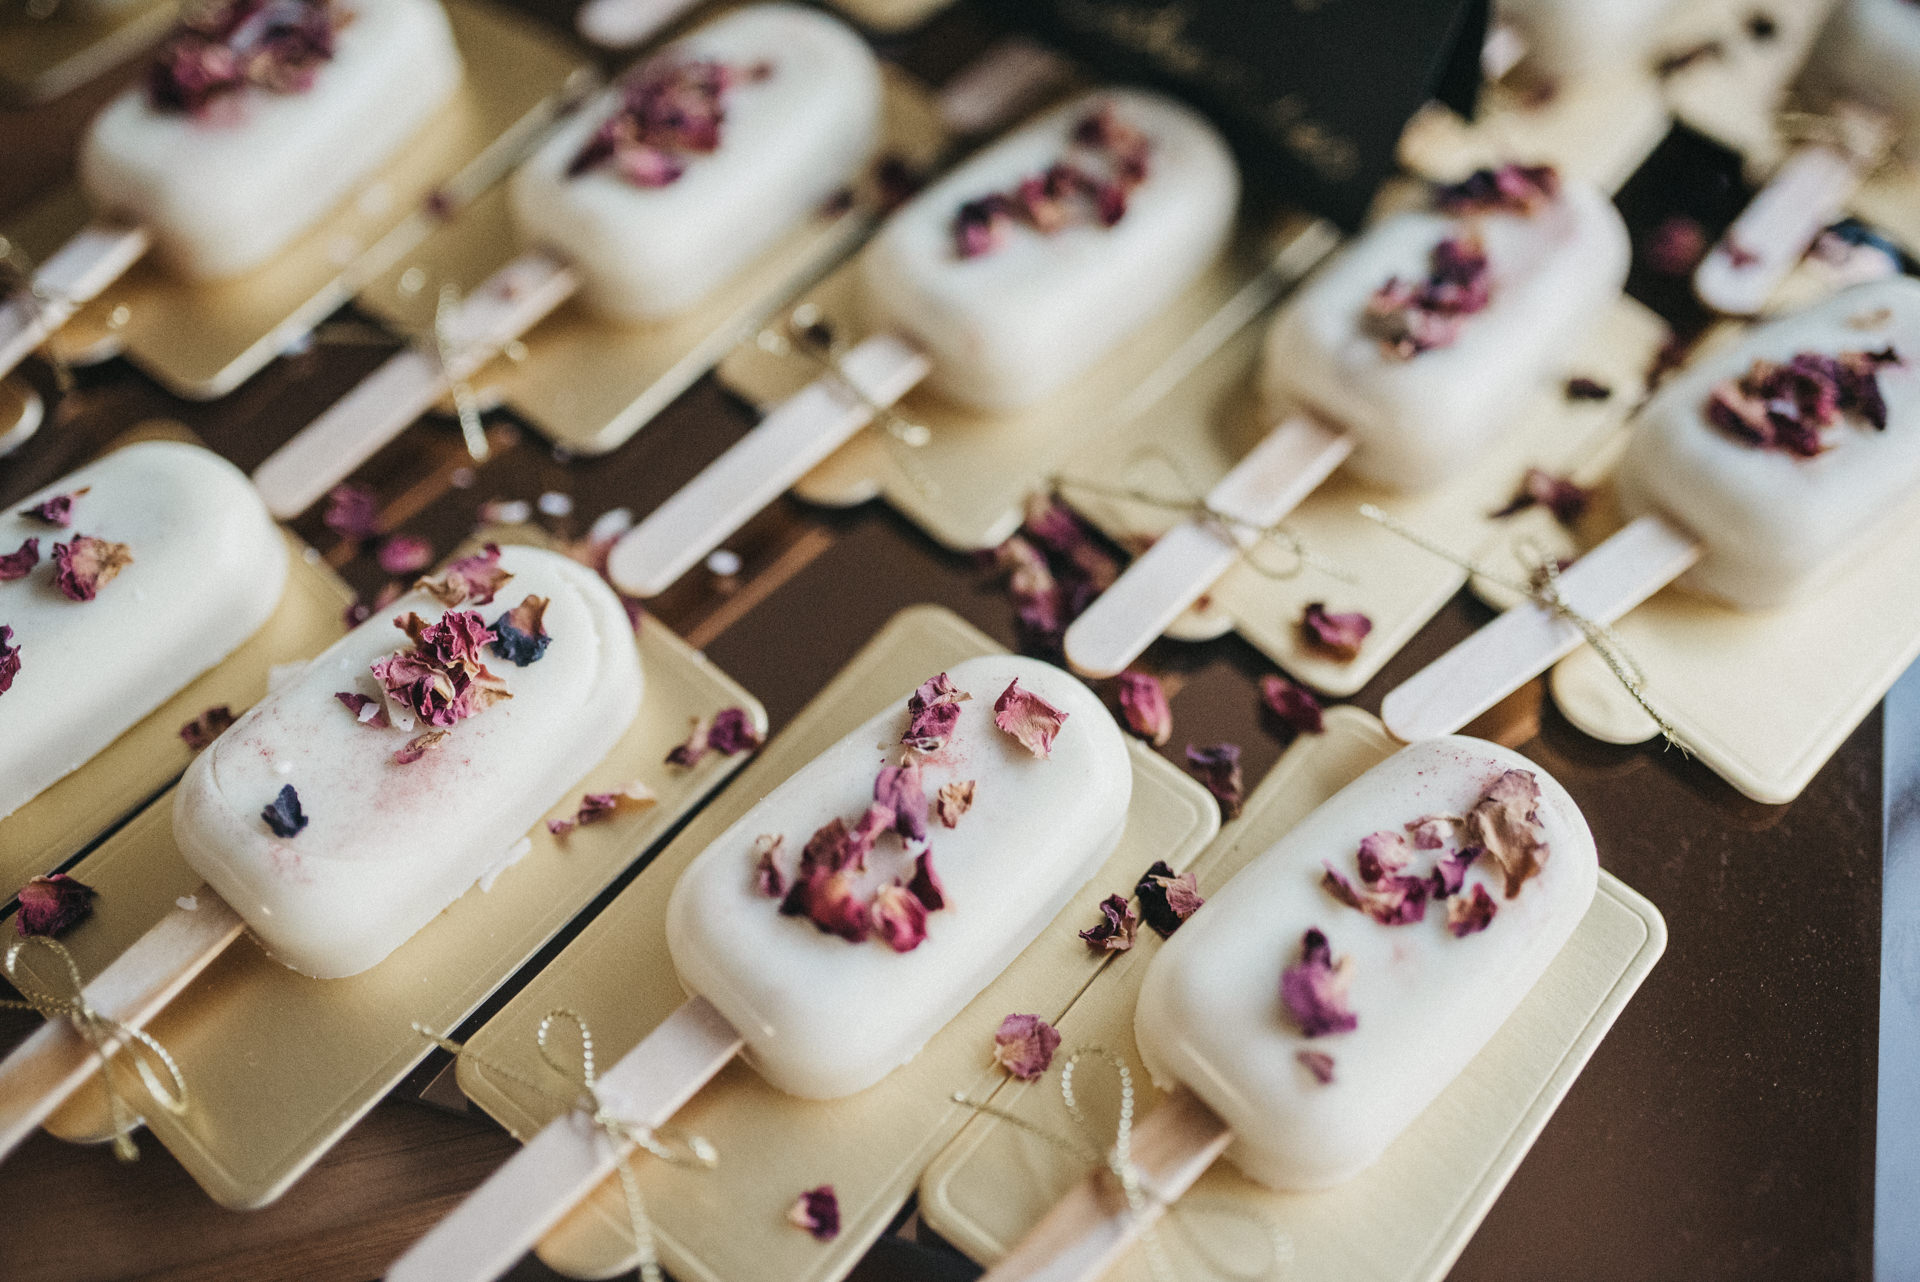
860;89;1239;411
1261;179;1629;491
1495;0;1679;80
510;4;881;322
1804;0;1920;154
1615;276;1920;609
174;545;643;978
78;0;462;281
667;655;1131;1099
1134;737;1597;1190
0;441;286;822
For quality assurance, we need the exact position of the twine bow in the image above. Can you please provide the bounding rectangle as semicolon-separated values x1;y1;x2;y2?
1;936;189;1161
954;1047;1287;1282
1358;503;1689;754
416;1010;716;1282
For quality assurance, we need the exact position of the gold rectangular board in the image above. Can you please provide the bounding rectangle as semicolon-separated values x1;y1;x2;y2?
13;0;594;399
918;706;1669;1282
453;604;1223;1282
827;0;952;33
716;215;1329;554
0;0;175;107
0;426;353;902
354;66;950;456
19;610;765;1208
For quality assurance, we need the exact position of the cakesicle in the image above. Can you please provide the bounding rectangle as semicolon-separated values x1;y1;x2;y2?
386;654;1133;1280
605;88;1241;597
0;441;287;823
1491;0;1677;82
1384;277;1920;740
1064;165;1629;679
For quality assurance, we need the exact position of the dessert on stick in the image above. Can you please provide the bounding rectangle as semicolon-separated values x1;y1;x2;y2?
1384;276;1920;742
386;654;1132;1281
0;0;464;380
606;88;1240;598
0;441;287;823
978;737;1597;1279
0;544;642;1157
1063;164;1629;679
250;2;883;519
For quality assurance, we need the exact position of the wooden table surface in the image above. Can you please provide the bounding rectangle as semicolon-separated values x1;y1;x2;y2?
0;5;1890;1281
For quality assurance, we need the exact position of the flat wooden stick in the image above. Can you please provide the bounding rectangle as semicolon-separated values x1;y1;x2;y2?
251;251;579;520
606;333;930;597
980;1087;1232;1282
0;221;150;379
0;885;243;1163
1064;414;1352;678
386;996;743;1282
1381;513;1702;743
573;0;700;48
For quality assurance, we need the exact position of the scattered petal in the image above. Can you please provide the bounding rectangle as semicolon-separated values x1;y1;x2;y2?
1184;743;1243;819
1644;215;1709;275
1116;672;1172;746
262;784;308;838
788;1185;840;1242
377;534;435;577
950;105;1151;258
1322;861;1429;926
668;707;761;766
1493;468;1592;526
0;626;17;696
1280;928;1357;1037
1135;860;1203;937
907;849;946;911
993;679;1069;758
0;537;40;581
1364;234;1491;358
1704;347;1900;457
15;873;95;938
1447;882;1499;936
393;729;450;764
1432;164;1559;216
1409;814;1459;850
372;610;510;729
322;484;380;540
1259;673;1323;738
1467;770;1551;898
935;780;975;828
334;690;391;728
20;488;86;527
1078;892;1138;952
570;58;774;189
179;705;236;751
417;543;512;607
489;594;551;666
146;0;337;115
1300;603;1371;662
869;882;930;952
547;781;656;836
902;672;971;752
1296;1049;1336;1084
992;1013;1061;1080
751;834;789;898
874;760;929;843
1565;377;1612;401
52;535;132;601
1429;845;1482;898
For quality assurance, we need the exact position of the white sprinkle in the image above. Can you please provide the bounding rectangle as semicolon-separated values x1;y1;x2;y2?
706;549;742;577
176;895;198;911
537;491;574;517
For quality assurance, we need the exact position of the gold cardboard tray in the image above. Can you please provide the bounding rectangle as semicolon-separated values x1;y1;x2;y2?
452;604;1222;1282
355;66;949;456
23;612;764;1208
12;0;593;398
0;425;352;901
826;0;951;33
0;0;174;107
919;707;1669;1281
1058;287;1668;698
716;217;1318;553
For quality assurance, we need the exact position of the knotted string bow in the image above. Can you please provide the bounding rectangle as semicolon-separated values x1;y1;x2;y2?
1;935;189;1161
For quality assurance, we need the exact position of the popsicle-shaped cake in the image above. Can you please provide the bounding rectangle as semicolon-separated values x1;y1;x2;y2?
978;738;1597;1279
0;545;643;1157
250;2;884;520
0;0;464;379
0;441;287;823
1695;0;1917;314
387;654;1133;1280
1385;276;1920;740
1491;0;1678;83
1064;165;1630;678
606;88;1241;597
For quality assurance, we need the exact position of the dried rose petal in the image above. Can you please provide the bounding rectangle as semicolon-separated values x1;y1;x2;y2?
1493;468;1592;526
1364;233;1492;358
1428;845;1481;898
1322;862;1431;926
788;868;872;943
547;781;656;836
1409;814;1458;850
992;1013;1061;1080
751;834;789;898
907;849;946;911
1447;882;1499;936
1565;377;1612;401
903;672;971;752
0;625;18;696
377;535;435;577
935;780;975;828
373;610;510;729
322;483;380;541
995;535;1065;650
1467;769;1550;898
1704;347;1900;457
16;873;96;938
1280;928;1356;1037
1022;495;1120;595
179;705;236;751
1644;215;1709;275
1432;164;1559;216
1184;743;1243;819
846;802;895;871
262;784;308;837
392;728;450;764
21;488;86;526
1116;671;1172;746
798;817;857;877
949;105;1151;258
1136;860;1203;937
1296;1049;1336;1084
870;882;930;952
0;537;40;581
1078;892;1138;952
993;679;1069;758
52;535;132;602
1300;603;1371;661
334;690;391;728
489;594;551;667
418;543;511;607
1259;672;1324;738
570;58;772;188
1357;831;1411;882
147;0;338;115
707;707;761;755
874;760;928;843
788;1185;840;1242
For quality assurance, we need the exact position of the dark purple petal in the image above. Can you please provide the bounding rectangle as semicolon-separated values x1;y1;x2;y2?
992;1013;1061;1080
1280;928;1357;1037
15;873;96;938
261;784;308;838
1259;672;1323;738
1184;743;1243;819
1116;671;1172;746
1135;859;1203;937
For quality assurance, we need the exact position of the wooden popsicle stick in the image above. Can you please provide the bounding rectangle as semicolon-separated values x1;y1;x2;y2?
0;886;243;1164
386;996;743;1282
0;221;151;380
573;0;701;49
980;1087;1232;1282
1381;513;1702;743
1694;107;1892;317
1479;22;1527;81
251;251;579;520
1063;414;1353;678
606;333;931;597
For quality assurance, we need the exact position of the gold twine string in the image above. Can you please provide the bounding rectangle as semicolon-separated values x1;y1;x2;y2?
952;1047;1287;1282
1357;503;1689;754
1;936;189;1161
414;1011;717;1281
432;283;494;464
